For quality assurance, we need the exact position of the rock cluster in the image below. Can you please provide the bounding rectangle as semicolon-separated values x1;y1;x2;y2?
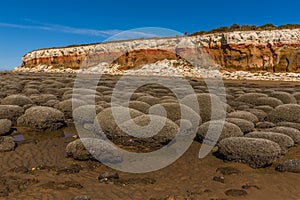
0;72;299;169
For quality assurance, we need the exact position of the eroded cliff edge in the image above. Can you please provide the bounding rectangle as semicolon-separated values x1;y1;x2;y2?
20;29;300;72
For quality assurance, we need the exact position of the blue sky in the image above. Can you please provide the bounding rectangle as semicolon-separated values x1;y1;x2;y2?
1;0;300;70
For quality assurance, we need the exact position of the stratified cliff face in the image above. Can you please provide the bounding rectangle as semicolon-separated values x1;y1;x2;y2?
21;29;300;72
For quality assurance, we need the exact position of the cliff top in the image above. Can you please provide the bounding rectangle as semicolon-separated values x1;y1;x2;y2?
25;23;300;54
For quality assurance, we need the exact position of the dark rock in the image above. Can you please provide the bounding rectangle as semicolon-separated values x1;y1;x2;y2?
40;181;83;190
113;177;156;186
98;171;119;182
276;159;300;173
225;189;247;197
72;195;91;200
242;183;260;190
212;176;225;183
56;164;83;174
10;166;28;173
216;166;241;175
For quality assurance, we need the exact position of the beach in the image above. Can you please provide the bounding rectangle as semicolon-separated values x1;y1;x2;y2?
0;72;299;199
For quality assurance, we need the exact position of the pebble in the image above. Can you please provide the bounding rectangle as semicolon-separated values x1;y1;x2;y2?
98;171;119;182
225;189;247;197
216;166;241;175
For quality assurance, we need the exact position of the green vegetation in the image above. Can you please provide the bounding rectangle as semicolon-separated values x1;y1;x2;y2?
190;23;300;36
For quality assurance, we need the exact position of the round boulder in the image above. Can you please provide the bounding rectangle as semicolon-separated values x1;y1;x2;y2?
266;104;300;123
54;99;86;119
254;97;283;108
269;91;297;104
227;111;258;123
254;105;274;113
94;106;144;135
236;93;267;104
266;126;300;144
245;109;267;122
276;122;300;131
17;106;66;131
0;105;24;124
0;119;12;136
73;105;104;124
66;138;123;163
255;121;275;129
182;93;226;123
197;120;243;144
245;131;294;154
123;101;151;114
0;136;15;152
149;102;201;126
225;118;254;133
136;96;160;106
114;114;179;144
1;94;33;106
30;94;57;105
276;160;300;173
217;137;281;168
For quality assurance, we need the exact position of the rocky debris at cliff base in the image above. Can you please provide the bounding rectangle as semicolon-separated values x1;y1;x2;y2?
14;62;300;82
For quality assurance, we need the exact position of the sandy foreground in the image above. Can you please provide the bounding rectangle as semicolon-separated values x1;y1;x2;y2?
0;72;299;200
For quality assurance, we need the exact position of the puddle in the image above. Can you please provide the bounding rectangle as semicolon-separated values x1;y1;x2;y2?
12;125;78;142
64;132;76;138
13;135;25;142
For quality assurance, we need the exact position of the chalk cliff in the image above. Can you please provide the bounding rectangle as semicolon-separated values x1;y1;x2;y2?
20;29;300;73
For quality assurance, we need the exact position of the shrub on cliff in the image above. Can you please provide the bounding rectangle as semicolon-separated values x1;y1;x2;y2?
190;23;300;36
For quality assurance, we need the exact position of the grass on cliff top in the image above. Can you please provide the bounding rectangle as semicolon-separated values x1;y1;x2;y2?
190;23;300;36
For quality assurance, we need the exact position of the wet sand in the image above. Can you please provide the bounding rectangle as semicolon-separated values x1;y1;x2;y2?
0;72;299;200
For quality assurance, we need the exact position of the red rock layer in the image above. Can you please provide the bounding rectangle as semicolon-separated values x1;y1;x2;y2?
21;43;300;73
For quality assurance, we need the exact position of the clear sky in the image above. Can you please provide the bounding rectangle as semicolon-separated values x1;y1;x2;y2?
1;0;300;70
